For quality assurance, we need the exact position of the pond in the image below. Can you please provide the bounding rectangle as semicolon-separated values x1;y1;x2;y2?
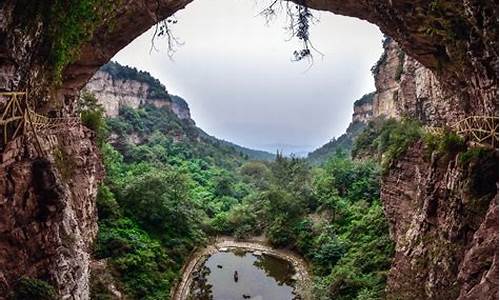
188;249;299;300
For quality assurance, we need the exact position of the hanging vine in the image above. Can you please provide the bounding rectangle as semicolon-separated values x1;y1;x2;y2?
260;0;322;65
151;0;183;58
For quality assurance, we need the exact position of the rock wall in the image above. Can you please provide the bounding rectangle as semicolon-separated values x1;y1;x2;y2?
381;141;498;299
329;33;498;299
0;127;104;299
84;70;170;117
361;37;465;126
364;36;499;300
84;66;192;121
371;37;467;125
352;93;375;123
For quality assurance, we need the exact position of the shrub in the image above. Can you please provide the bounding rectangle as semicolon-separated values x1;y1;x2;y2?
95;219;177;300
96;185;121;220
79;91;108;146
13;277;57;300
424;129;466;158
353;118;422;171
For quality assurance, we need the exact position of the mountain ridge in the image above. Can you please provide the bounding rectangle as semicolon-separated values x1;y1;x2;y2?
84;61;275;162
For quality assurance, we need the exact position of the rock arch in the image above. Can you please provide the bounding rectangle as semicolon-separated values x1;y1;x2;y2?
0;0;497;299
0;1;498;116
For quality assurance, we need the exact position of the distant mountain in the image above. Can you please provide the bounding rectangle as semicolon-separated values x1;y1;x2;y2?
85;61;274;163
260;143;314;158
220;140;275;161
307;93;375;164
307;121;367;164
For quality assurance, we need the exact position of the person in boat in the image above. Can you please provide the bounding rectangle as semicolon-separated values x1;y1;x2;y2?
234;270;239;282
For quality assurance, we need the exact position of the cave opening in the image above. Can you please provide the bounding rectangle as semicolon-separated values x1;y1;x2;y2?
0;1;497;299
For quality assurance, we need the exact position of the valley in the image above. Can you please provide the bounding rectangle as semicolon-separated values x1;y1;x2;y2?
86;62;392;299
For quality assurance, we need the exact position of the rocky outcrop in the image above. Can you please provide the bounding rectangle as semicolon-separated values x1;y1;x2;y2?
371;37;465;125
84;63;192;121
381;141;498;299
170;95;191;120
0;127;104;299
352;93;375;123
341;37;465;127
85;70;170;117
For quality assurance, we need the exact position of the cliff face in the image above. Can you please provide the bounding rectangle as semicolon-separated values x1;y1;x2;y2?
366;38;498;299
352;93;375;123
85;70;169;117
382;141;498;299
84;63;191;121
0;126;104;298
371;37;465;125
314;32;498;298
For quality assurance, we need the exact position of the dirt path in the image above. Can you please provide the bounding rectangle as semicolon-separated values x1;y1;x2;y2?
170;236;312;300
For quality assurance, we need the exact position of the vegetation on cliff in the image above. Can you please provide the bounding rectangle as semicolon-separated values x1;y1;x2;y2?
16;0;116;82
101;62;171;99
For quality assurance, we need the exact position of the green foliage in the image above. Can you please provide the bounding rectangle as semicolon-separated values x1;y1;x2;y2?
79;91;108;147
27;0;116;82
257;152;392;298
106;104;254;168
353;118;422;171
120;169;203;245
324;202;394;300
13;278;56;300
95;218;178;299
96;185;121;220
311;234;345;275
423;129;466;158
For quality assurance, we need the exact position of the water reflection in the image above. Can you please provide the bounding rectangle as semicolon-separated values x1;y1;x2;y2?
189;250;297;300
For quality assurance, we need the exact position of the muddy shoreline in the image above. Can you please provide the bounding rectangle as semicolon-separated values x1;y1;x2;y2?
171;236;312;300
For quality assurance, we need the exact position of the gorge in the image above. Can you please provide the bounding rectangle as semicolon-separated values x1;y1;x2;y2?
0;1;498;299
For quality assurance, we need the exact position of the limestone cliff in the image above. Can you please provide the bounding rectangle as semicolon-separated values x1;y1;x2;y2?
356;37;499;299
84;62;191;121
352;93;375;123
348;37;464;125
371;37;464;125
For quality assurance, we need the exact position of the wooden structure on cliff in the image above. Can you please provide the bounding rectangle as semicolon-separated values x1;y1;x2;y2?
425;116;499;148
0;91;80;152
452;116;498;148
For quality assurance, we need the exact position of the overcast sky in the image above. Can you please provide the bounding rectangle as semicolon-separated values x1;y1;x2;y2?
113;0;384;155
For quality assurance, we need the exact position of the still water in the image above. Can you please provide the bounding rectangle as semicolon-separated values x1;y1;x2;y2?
188;249;297;300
